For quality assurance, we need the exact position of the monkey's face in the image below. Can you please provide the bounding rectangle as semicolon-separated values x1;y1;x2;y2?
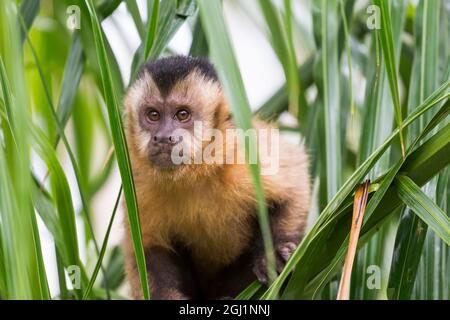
125;57;227;171
139;103;193;168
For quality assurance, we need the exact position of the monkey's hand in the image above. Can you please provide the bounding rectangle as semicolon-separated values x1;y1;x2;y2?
252;241;297;286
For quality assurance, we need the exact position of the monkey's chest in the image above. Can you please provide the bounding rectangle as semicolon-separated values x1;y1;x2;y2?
170;198;256;269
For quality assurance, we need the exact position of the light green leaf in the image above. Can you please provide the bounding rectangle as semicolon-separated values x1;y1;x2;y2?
397;175;450;246
84;0;150;300
198;0;276;287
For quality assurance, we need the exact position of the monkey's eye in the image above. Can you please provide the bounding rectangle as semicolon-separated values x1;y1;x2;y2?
175;108;191;122
145;109;160;122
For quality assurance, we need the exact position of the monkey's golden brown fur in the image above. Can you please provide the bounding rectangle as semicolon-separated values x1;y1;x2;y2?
122;56;310;299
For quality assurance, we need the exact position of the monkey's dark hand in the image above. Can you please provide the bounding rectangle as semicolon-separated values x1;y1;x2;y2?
252;242;297;286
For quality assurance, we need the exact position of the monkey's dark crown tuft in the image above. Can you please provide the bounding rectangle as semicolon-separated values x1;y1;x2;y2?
140;55;219;95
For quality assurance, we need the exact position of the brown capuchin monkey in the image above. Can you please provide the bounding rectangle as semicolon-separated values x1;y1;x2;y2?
122;55;310;299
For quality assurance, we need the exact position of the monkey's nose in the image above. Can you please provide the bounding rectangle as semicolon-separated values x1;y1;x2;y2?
152;135;178;145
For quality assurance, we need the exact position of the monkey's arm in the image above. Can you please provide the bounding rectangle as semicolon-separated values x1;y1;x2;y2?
252;199;306;285
145;246;190;300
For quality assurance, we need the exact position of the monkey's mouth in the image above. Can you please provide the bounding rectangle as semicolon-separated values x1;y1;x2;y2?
148;149;183;169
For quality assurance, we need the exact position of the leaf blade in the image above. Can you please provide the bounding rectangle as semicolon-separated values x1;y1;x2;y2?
84;0;150;300
397;175;450;246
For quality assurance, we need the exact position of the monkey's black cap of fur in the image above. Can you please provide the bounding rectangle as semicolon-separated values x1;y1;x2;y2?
140;55;219;96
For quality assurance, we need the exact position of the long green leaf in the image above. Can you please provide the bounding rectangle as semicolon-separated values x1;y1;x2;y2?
374;0;406;157
355;0;407;300
396;175;450;245
144;0;159;60
388;0;443;300
258;0;303;117
290;113;450;299
83;187;122;299
73;0;125;102
56;34;84;134
84;0;150;300
19;0;39;43
20;20;111;297
387;207;426;299
284;98;449;298
255;56;314;121
189;18;209;56
130;0;197;81
31;124;91;299
126;0;145;39
260;82;449;298
0;0;49;299
198;0;276;285
320;0;342;201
